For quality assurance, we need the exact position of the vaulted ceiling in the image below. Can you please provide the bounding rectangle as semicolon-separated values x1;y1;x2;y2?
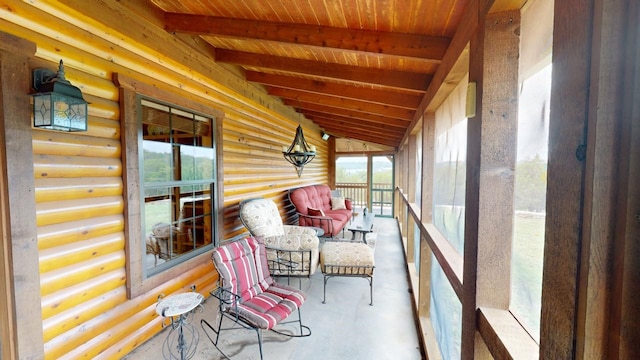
146;0;522;149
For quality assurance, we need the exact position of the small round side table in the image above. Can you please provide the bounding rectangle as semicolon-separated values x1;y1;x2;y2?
156;291;204;360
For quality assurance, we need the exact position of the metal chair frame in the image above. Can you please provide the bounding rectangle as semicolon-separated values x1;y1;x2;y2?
321;264;375;306
200;238;311;359
238;198;319;283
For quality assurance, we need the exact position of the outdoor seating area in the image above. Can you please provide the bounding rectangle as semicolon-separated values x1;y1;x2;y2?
124;217;422;360
288;184;354;238
1;1;636;358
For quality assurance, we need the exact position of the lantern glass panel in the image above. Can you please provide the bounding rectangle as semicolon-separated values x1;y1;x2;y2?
33;93;87;131
33;94;52;128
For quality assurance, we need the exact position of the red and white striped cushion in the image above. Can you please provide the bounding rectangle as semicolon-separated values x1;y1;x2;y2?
212;237;306;330
234;282;306;329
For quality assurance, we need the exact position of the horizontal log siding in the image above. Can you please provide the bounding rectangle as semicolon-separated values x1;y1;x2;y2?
0;0;327;358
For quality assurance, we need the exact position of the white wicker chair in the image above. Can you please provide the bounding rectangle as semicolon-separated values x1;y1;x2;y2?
239;198;320;279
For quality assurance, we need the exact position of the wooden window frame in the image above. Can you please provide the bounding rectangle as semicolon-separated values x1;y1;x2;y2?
114;74;225;299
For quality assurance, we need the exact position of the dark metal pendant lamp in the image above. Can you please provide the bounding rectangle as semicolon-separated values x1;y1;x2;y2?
282;125;316;177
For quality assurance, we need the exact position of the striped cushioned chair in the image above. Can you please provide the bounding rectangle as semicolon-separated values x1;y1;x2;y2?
201;237;311;359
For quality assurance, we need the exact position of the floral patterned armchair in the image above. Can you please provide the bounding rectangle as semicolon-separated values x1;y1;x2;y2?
239;198;320;278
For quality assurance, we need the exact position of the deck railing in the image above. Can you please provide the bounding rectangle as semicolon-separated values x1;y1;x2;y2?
335;183;394;216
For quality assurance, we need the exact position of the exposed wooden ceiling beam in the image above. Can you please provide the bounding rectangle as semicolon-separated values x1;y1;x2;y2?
302;110;408;134
284;100;412;127
164;13;450;62
246;72;422;110
269;87;415;120
311;118;404;139
215;49;432;92
309;117;400;147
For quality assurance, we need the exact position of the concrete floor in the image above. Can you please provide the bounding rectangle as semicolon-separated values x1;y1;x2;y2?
124;217;422;360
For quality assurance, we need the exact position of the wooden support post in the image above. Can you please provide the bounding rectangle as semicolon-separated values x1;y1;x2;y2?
0;31;43;359
328;136;336;188
576;0;640;358
406;134;418;261
418;112;437;355
475;10;520;311
613;3;640;358
464;9;521;359
540;0;593;358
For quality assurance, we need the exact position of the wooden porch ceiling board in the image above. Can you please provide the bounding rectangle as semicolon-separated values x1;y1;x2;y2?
284;101;412;128
245;72;423;109
303;111;409;134
148;0;473;148
164;14;451;61
267;87;415;120
204;37;441;74
307;118;401;147
215;49;433;92
152;0;469;36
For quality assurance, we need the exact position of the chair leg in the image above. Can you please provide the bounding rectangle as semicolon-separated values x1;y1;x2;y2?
368;276;374;306
214;311;224;345
322;274;329;304
256;328;264;360
200;317;231;360
321;273;374;305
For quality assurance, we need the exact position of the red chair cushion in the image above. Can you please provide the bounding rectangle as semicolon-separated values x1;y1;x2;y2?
235;282;306;329
212;237;273;304
212;237;307;330
307;207;325;217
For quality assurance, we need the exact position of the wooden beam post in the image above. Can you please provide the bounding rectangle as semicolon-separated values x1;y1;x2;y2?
575;0;640;359
0;31;43;359
406;134;418;262
419;112;436;354
463;8;521;359
475;10;520;311
540;0;593;358
613;2;640;358
328;136;336;189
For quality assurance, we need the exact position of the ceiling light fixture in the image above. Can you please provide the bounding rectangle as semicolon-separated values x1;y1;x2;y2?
282;125;316;177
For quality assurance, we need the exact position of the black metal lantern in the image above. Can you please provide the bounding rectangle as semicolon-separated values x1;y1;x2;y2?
31;60;88;132
282;125;316;177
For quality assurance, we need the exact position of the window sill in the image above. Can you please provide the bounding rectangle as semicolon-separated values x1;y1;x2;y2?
477;307;539;360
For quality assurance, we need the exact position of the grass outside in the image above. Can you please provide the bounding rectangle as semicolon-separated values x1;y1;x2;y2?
430;209;545;357
511;213;545;343
144;200;172;234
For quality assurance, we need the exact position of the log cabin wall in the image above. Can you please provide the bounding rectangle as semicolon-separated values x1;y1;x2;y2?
0;1;327;358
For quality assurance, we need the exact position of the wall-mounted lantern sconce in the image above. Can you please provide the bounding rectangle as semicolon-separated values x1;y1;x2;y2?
322;132;330;141
282;125;316;177
31;60;88;131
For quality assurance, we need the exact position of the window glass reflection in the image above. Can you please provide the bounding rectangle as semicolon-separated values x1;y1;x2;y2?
140;98;216;274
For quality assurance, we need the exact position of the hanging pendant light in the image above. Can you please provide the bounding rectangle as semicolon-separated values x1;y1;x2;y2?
282;125;316;177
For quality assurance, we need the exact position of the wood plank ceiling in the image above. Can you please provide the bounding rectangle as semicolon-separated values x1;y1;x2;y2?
148;0;471;148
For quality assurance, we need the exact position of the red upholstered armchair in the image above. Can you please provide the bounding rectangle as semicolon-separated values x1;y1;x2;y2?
288;185;353;238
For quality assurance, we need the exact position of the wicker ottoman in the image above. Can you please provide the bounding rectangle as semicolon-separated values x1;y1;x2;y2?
320;241;375;305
